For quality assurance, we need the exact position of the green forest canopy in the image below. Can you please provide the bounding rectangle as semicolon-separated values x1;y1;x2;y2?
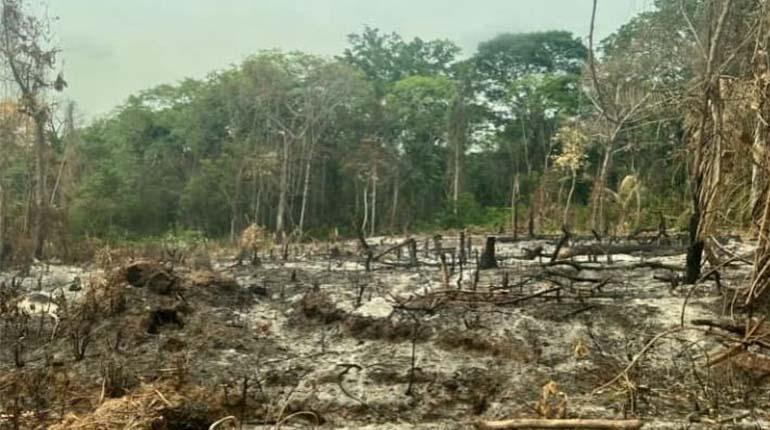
0;0;759;250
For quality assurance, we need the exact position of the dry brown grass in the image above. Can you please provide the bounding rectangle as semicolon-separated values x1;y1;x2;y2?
48;382;230;430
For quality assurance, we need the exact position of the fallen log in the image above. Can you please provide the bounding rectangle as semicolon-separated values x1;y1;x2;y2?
477;418;644;430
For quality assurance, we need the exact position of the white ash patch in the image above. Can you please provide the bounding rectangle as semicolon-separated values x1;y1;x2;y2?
353;297;394;319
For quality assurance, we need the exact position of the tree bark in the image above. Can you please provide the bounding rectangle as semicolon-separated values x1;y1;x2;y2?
685;0;733;284
563;169;577;227
751;119;767;233
0;181;4;268
254;175;263;227
520;116;532;175
370;166;377;237
230;163;245;243
298;141;315;238
511;173;519;239
452;121;462;213
591;141;613;234
361;181;369;236
391;166;400;230
453;141;461;214
275;133;291;236
31;111;47;259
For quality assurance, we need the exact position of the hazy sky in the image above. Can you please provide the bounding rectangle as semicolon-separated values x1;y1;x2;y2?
45;0;653;119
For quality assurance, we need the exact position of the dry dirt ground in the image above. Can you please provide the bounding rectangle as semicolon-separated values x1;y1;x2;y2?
0;233;768;429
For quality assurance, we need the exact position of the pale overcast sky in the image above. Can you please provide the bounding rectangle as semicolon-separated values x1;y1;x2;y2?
45;0;653;119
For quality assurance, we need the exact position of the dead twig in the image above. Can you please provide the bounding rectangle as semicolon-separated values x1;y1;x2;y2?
592;327;684;395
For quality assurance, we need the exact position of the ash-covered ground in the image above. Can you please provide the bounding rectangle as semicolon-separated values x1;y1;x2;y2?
0;234;767;429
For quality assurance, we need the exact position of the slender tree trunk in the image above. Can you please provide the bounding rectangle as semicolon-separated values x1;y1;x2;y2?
254;177;262;227
298;144;315;238
591;141;613;234
230;165;244;243
751;119;767;234
453;129;462;213
520;116;532;175
361;180;369;236
0;181;4;268
391;168;400;230
49;155;67;207
32;112;47;259
511;173;519;238
685;0;733;284
276;134;291;236
564;169;577;227
370;167;377;237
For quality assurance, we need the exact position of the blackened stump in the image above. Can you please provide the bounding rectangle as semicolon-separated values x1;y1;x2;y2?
479;237;497;270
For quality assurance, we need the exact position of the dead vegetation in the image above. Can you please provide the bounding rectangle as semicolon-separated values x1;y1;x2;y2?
0;231;768;429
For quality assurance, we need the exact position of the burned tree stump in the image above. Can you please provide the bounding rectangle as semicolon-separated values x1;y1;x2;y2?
123;261;179;295
356;229;373;272
479;236;498;270
145;308;184;334
433;234;443;257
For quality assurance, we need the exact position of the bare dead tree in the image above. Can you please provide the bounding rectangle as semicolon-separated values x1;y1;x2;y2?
683;0;736;284
0;0;65;259
586;0;657;235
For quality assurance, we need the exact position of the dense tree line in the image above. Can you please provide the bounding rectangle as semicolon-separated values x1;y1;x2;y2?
64;27;593;241
2;0;770;279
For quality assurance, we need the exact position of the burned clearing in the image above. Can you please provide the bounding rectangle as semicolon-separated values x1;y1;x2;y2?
0;232;767;429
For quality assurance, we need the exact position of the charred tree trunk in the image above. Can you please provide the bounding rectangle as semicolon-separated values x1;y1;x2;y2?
685;183;704;284
31;111;47;259
684;0;733;284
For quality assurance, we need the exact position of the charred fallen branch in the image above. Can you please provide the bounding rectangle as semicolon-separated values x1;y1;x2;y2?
550;226;572;262
372;238;418;267
557;242;687;260
541;260;683;273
